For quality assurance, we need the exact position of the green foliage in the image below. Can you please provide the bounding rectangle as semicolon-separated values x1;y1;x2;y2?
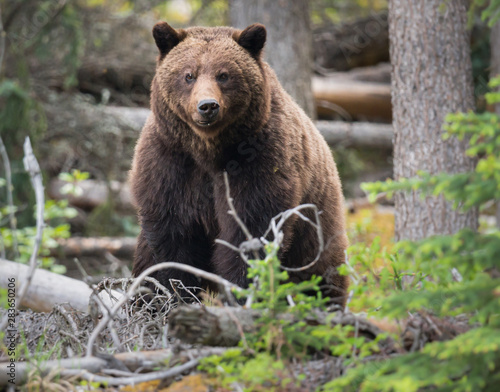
0;79;45;146
325;327;500;392
1;199;76;273
310;0;388;25
0;170;82;273
58;169;90;197
200;241;381;391
339;238;406;315
325;77;500;391
470;0;500;27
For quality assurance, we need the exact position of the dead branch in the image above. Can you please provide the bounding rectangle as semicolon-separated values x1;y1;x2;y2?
114;347;227;372
19;137;45;305
0;347;227;387
52;236;136;258
218;172;259;262
0;136;18;258
86;262;244;357
0;138;45;332
61;358;200;386
316;121;393;149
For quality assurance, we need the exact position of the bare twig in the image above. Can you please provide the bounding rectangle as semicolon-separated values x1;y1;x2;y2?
20;136;45;294
53;304;80;336
224;172;253;240
86;262;243;357
218;177;335;305
262;204;325;272
214;239;241;254
0;137;19;258
0;138;45;332
344;290;354;313
222;172;261;259
451;268;463;283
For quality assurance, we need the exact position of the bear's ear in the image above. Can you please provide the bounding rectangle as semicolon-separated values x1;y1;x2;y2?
236;23;266;58
153;22;186;58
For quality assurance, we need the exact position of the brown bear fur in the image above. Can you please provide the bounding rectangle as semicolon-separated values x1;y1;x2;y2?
130;22;349;306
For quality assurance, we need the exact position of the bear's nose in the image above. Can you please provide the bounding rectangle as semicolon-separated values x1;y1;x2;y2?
197;99;220;120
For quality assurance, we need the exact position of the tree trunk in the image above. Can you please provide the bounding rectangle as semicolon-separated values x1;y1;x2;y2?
389;0;478;241
491;21;500;228
229;0;315;119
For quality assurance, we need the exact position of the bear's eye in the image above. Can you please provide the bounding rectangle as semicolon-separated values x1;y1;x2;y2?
185;73;195;83
217;73;229;83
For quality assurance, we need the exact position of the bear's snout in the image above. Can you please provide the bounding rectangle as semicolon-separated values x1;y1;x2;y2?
197;99;220;121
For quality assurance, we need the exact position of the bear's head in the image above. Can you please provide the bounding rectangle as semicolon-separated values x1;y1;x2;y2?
151;22;270;139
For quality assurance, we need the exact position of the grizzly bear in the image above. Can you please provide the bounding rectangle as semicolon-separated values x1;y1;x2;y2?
130;22;349;306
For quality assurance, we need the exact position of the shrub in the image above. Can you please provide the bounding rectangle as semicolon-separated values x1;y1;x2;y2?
325;77;500;391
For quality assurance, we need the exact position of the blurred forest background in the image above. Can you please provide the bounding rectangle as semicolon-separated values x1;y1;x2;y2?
0;0;495;276
3;1;500;390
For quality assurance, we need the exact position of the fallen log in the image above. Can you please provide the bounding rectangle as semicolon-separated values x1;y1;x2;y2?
169;306;261;347
101;106;394;148
0;258;93;312
316;121;393;148
47;179;134;212
313;77;392;121
0;259;119;313
52;236;136;259
169;305;395;349
40;89;392;183
50;172;395;214
317;62;391;83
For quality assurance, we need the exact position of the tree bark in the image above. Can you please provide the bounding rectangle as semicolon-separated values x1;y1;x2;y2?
229;0;315;118
491;21;500;228
389;0;478;241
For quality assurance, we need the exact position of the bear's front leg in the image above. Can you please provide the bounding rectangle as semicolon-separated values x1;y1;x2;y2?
211;170;300;289
131;133;217;298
